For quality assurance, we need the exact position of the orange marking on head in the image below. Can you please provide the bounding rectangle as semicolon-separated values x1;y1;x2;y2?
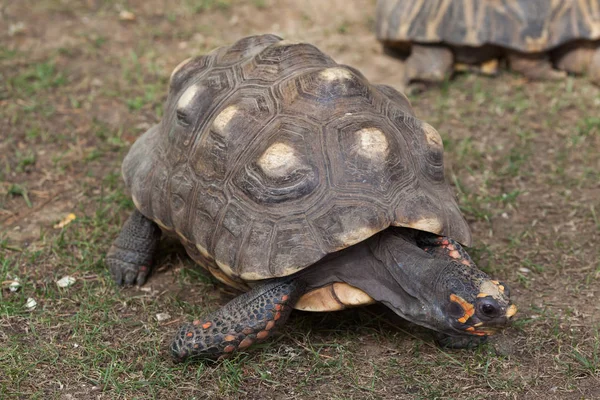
506;304;518;318
186;332;193;338
202;322;212;329
274;304;282;311
450;294;475;324
242;327;254;335
192;320;201;326
498;285;505;293
477;293;488;298
238;337;253;349
223;345;236;353
274;312;281;321
449;250;460;259
466;327;475;332
265;320;275;331
281;295;289;302
256;330;269;340
224;335;236;342
491;280;500;285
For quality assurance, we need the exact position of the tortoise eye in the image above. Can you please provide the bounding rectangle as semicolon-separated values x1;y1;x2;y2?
477;298;501;319
176;109;191;127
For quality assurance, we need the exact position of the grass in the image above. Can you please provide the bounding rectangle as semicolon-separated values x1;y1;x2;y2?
1;0;600;398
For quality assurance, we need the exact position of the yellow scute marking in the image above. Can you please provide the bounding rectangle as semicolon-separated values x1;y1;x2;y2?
177;84;199;109
406;217;443;234
355;128;389;162
337;226;379;248
195;243;212;259
257;142;299;178
319;67;353;81
422;122;443;147
212;105;238;136
170;57;192;81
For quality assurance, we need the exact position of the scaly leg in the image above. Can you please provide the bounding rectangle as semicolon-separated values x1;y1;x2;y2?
405;44;454;84
106;209;161;286
508;52;566;80
171;279;305;362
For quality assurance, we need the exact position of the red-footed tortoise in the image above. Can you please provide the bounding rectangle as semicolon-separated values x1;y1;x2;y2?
106;34;517;361
376;0;600;86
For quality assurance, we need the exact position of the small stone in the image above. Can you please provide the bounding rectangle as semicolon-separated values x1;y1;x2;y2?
8;22;26;36
91;78;103;87
25;297;37;311
518;267;531;274
155;312;171;322
8;280;21;292
119;10;136;21
56;276;76;288
501;212;509;219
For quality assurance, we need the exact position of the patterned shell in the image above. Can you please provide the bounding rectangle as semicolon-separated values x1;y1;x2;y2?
122;34;471;284
376;0;600;52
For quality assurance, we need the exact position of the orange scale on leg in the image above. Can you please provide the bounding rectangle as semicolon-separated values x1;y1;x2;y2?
223;345;236;353
265;320;275;331
239;337;254;349
256;330;269;340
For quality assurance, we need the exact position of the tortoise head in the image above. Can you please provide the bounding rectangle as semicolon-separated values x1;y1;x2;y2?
371;231;516;339
433;262;517;337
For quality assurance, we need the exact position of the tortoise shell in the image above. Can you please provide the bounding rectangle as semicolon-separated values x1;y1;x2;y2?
122;34;470;288
376;0;600;53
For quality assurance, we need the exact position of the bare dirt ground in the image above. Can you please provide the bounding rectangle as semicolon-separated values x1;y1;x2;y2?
1;1;599;399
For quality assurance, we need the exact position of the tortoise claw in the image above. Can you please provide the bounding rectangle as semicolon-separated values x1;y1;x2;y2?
106;210;160;287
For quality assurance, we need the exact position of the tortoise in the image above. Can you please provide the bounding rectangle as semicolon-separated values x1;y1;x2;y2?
376;0;600;86
106;34;517;362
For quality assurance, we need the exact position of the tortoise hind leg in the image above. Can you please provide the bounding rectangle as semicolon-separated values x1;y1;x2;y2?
405;44;454;84
552;42;600;85
106;209;161;286
171;279;305;362
507;52;566;80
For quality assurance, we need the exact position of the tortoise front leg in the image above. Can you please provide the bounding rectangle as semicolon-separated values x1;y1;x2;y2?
106;209;161;286
171;279;305;362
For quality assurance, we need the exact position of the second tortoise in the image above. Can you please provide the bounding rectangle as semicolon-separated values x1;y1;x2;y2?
376;0;600;86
